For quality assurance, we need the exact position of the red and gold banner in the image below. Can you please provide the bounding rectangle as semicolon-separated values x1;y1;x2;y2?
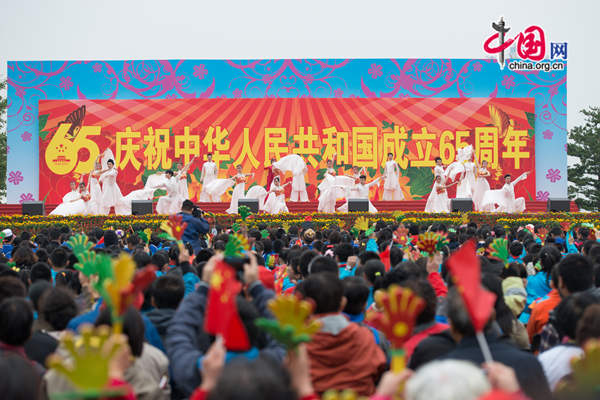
39;98;535;203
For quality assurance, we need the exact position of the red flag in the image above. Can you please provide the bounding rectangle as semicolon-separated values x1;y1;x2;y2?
204;260;250;351
446;240;496;332
379;243;392;272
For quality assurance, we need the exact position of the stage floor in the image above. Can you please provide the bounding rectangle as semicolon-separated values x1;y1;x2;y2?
0;200;577;215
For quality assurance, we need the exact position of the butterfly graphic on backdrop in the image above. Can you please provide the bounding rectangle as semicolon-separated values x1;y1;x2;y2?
57;105;86;140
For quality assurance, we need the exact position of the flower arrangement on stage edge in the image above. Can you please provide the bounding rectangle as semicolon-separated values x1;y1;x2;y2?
0;212;598;235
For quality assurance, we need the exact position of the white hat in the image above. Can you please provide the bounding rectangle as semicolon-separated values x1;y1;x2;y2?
2;228;13;238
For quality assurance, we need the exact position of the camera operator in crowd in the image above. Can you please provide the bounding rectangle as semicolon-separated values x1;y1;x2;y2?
177;200;210;253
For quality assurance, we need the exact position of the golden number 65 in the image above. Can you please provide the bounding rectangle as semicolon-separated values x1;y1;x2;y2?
45;124;101;175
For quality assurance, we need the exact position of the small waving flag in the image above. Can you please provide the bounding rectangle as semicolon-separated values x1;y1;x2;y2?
446;240;496;361
379;243;392;272
204;260;250;351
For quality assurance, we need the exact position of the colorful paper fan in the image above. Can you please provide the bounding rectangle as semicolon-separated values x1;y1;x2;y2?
560;221;572;233
365;223;376;237
46;324;128;399
488;238;509;266
74;250;114;297
354;216;370;232
137;228;152;245
536;227;548;243
159;214;188;241
103;254;156;331
224;233;249;259
394;226;409;241
436;234;449;251
255;294;321;349
417;231;440;258
68;234;93;257
238;205;252;222
366;286;424;372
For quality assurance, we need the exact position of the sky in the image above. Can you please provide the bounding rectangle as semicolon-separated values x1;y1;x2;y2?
0;0;598;131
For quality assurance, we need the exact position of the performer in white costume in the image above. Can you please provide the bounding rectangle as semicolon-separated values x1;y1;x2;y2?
473;159;492;211
481;172;530;213
244;185;269;211
204;178;235;202
77;183;92;215
446;145;476;198
318;156;355;213
339;175;380;213
346;166;365;196
175;157;196;200
50;181;88;216
337;166;365;212
424;176;458;213
433;157;447;183
118;171;171;215
382;152;404;200
325;155;338;176
318;175;354;213
156;170;185;215
226;165;254;214
86;160;104;215
272;154;308;202
263;177;290;214
98;153;128;215
199;153;219;202
317;155;339;213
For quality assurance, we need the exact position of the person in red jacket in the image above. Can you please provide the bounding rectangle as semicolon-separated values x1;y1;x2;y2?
297;272;387;396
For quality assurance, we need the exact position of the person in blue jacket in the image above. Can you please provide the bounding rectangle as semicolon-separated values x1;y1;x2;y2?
177;200;210;255
166;253;285;397
520;246;562;324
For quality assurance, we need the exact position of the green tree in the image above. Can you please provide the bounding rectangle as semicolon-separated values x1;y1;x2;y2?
0;79;6;200
567;107;600;211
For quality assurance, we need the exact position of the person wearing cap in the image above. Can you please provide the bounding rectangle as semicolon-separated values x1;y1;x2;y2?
1;228;14;258
303;229;315;248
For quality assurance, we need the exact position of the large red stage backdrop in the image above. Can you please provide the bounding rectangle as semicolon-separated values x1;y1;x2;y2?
39;98;535;204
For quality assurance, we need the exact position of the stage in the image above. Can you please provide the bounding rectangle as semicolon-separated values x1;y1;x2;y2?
0;200;578;216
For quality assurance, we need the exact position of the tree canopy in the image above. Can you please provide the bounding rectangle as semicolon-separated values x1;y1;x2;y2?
568;106;600;211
